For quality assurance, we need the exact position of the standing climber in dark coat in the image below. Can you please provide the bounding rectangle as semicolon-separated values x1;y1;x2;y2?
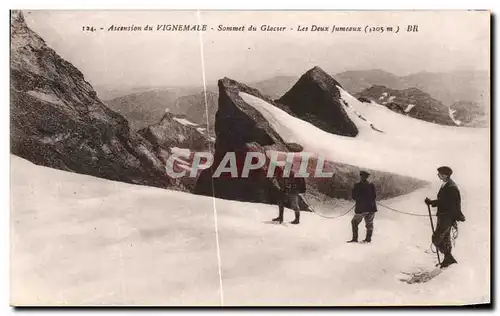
348;171;377;243
425;166;465;268
271;167;306;225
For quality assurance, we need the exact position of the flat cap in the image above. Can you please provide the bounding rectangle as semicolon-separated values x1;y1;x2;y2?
360;170;370;177
437;166;453;176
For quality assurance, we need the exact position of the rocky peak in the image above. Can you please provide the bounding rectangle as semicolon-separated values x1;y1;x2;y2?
215;77;289;152
305;66;341;84
277;66;359;137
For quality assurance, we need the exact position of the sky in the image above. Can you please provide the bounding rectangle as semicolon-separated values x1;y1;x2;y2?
23;10;490;89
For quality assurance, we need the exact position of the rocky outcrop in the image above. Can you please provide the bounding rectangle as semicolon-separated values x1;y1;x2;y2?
449;100;488;127
139;113;213;153
277;66;359;137
10;11;182;190
356;85;456;126
194;78;293;204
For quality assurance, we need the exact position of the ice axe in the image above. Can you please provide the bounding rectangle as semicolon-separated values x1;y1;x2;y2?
426;203;441;266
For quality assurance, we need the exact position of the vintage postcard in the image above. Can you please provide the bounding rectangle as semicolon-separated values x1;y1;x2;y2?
10;10;490;306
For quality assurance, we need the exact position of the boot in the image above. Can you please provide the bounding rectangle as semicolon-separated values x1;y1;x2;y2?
272;202;285;224
272;216;283;224
362;229;373;243
440;253;458;268
290;211;300;224
348;223;358;243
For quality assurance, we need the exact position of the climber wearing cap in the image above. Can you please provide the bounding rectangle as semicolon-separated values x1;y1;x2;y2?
425;166;466;268
348;170;377;243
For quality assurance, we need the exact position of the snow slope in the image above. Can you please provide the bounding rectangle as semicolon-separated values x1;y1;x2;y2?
11;155;489;305
239;88;488;185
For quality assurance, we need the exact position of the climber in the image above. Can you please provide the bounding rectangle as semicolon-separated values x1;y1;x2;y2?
271;166;306;225
348;170;377;243
425;166;465;268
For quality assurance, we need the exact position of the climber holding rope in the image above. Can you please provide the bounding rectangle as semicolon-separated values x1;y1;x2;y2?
425;166;466;268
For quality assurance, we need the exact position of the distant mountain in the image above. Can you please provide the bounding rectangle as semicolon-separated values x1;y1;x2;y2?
401;70;489;107
95;85;203;101
95;85;156;101
105;89;194;131
249;75;298;99
335;69;489;108
356;85;455;126
174;91;218;132
335;69;404;93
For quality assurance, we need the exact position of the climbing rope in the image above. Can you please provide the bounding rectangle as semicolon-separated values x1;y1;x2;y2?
302;194;355;219
375;202;459;249
307;199;458;243
429;225;459;254
310;204;355;219
306;200;434;220
376;202;435;217
306;198;459;253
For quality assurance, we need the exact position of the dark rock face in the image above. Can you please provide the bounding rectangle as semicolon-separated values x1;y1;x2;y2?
214;78;289;152
10;11;181;190
194;78;292;205
277;66;359;137
356;85;456;126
